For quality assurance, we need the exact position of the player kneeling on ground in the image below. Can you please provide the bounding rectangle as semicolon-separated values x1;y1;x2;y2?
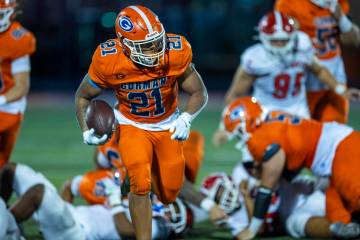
222;96;360;239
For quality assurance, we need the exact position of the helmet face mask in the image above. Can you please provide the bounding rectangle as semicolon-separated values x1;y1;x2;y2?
0;6;14;33
121;29;166;67
258;11;296;60
163;198;189;235
201;173;241;214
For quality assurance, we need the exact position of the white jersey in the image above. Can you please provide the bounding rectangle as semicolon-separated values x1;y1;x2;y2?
227;164;280;236
241;31;314;118
13;164;169;240
71;205;121;240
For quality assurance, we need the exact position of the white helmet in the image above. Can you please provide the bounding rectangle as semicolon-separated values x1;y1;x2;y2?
201;172;241;214
310;0;338;11
258;11;297;58
163;198;192;235
0;0;16;33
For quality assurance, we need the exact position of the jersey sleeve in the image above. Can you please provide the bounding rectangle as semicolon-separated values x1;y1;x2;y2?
296;31;315;65
10;27;36;60
275;0;297;17
240;47;259;75
247;125;283;162
168;35;193;77
339;0;350;14
88;46;109;88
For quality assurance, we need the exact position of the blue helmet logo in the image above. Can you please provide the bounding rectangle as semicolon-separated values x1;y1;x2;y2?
230;106;245;121
119;17;134;32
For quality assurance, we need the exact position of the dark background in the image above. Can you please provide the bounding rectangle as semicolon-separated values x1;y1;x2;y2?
16;0;360;92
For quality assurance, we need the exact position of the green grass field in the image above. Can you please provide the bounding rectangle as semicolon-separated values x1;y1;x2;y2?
9;100;360;239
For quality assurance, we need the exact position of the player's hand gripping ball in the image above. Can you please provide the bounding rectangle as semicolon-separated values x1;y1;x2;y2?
85;99;115;143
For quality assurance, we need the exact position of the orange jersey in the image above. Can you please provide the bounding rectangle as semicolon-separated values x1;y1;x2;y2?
247;111;322;171
88;34;192;123
275;0;349;60
0;21;36;94
75;169;123;205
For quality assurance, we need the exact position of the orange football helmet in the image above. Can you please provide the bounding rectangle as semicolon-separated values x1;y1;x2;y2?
222;96;263;142
0;0;16;33
115;5;166;67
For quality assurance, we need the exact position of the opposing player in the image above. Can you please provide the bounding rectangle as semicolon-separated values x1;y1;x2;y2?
222;97;360;239
276;0;360;123
75;6;207;238
0;0;36;168
212;11;357;151
0;163;173;240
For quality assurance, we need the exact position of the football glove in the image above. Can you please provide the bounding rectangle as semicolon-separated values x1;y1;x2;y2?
330;222;360;239
102;177;122;207
83;128;108;145
169;112;192;141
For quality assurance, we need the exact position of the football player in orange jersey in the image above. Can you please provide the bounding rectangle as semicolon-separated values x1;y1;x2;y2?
275;0;360;123
222;97;360;239
75;5;208;239
0;0;36;169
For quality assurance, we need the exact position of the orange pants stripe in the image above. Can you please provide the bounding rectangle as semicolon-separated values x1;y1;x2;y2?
118;124;185;204
0;112;22;169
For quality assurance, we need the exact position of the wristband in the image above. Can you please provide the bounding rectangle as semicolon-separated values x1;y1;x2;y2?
335;84;347;95
200;198;216;212
249;217;264;235
0;95;7;105
338;15;352;33
110;204;125;215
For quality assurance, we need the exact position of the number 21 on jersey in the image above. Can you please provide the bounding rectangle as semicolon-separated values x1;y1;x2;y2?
128;88;165;117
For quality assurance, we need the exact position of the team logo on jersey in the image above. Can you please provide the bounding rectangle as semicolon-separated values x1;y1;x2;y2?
119;17;134;32
230;106;245;121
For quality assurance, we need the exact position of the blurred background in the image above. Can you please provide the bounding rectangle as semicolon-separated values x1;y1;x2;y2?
17;0;360;92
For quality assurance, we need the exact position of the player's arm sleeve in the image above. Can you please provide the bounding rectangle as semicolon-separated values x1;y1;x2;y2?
174;36;193;76
11;30;36;60
11;55;30;74
240;50;257;76
340;0;350;14
87;46;109;88
275;0;296;16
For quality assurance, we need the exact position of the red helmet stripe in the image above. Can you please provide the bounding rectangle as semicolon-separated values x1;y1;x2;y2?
128;5;154;34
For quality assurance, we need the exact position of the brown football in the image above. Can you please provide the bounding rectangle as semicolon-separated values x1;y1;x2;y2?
85;99;115;138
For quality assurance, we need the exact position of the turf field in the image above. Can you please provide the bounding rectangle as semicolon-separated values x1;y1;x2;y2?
10;95;360;239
